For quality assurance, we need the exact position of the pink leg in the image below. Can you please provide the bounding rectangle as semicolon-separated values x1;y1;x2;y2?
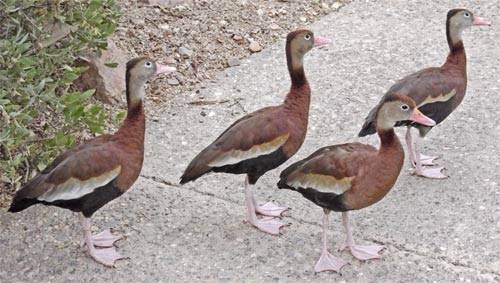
405;126;418;168
412;135;447;179
406;127;438;167
339;212;384;261
244;177;287;235
252;195;288;218
78;214;125;267
314;210;348;273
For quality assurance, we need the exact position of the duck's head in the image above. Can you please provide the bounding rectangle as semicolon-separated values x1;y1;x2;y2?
286;29;331;71
376;95;436;131
125;57;176;104
447;8;490;46
448;8;490;30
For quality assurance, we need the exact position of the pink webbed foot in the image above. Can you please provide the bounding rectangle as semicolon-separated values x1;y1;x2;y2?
255;201;288;217
80;229;122;248
419;154;439;166
247;217;288;235
412;154;439;167
412;166;447;179
340;243;384;260
87;246;125;267
314;251;348;273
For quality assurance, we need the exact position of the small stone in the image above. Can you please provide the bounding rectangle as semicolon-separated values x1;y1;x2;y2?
256;9;264;17
164;57;177;64
269;23;280;30
159;24;170;30
219;20;227;26
248;41;262;53
178;47;193;57
332;2;342;10
227;57;240;67
299;16;307;22
175;74;185;84
167;78;180;85
132;18;145;25
232;35;243;41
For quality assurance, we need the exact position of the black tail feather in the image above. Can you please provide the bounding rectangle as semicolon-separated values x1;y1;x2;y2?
358;121;377;137
8;197;39;213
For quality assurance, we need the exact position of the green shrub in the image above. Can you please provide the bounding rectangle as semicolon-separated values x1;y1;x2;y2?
0;0;121;192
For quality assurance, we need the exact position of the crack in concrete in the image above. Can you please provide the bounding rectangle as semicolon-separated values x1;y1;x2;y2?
140;174;500;277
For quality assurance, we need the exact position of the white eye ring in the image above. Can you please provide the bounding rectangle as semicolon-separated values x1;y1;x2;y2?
144;61;153;68
401;104;409;111
464;12;471;18
304;34;311;40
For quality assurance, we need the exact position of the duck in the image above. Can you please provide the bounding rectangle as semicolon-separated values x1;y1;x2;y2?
278;95;436;273
180;29;331;235
358;8;490;179
8;57;176;267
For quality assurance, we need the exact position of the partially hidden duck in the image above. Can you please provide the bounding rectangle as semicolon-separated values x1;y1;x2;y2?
358;8;490;179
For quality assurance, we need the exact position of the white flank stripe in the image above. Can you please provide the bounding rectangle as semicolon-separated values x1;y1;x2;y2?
208;135;288;167
38;167;121;202
290;175;352;194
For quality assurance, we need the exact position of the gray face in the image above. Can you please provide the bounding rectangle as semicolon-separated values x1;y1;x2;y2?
450;9;474;31
132;59;158;83
127;58;159;103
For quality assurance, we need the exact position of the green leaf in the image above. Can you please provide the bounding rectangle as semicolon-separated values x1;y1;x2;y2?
104;62;118;68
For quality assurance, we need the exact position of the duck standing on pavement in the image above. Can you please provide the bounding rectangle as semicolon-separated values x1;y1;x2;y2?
279;95;436;273
180;29;331;235
9;57;176;267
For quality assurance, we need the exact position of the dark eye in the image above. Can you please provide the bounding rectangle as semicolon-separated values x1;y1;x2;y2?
401;104;409;111
464;12;471;18
144;61;153;68
304;34;311;40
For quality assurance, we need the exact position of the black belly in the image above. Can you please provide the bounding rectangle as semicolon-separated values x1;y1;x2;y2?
10;181;124;218
48;182;123;217
213;147;288;184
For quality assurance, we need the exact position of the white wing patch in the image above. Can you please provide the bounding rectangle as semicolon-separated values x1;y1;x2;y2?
289;173;353;194
417;89;457;107
209;134;289;167
37;166;121;202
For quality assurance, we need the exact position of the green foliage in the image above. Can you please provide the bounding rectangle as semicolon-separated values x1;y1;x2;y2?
0;0;122;190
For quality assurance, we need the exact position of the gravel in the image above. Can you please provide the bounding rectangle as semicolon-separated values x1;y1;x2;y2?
113;0;348;107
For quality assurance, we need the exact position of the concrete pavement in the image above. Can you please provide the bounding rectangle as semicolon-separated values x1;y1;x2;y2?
1;0;499;282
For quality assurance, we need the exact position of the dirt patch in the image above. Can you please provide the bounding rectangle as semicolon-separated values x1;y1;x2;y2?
113;0;346;107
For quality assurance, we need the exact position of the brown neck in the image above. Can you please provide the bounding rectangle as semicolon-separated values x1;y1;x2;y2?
376;128;402;153
445;43;467;70
283;81;311;116
285;37;308;88
284;41;310;112
116;101;146;147
445;19;467;68
288;65;307;87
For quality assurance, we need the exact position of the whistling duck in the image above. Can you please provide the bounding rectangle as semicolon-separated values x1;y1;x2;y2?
278;95;436;273
180;29;331;235
358;8;490;179
8;57;175;267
